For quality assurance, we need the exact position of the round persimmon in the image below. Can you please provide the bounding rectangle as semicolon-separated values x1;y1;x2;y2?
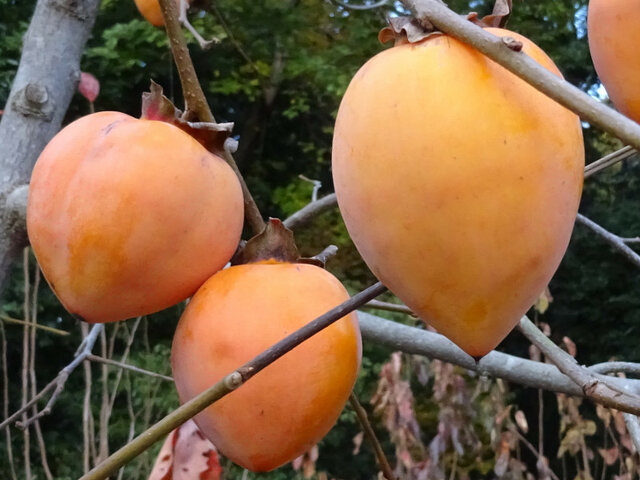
588;0;640;123
332;29;584;357
171;260;361;472
27;111;244;323
134;0;183;27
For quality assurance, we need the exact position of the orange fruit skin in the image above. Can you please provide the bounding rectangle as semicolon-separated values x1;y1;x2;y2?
27;111;244;323
171;261;361;472
134;0;182;27
588;0;640;123
332;29;584;357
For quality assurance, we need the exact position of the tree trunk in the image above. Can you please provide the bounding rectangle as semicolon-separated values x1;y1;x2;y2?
0;0;102;293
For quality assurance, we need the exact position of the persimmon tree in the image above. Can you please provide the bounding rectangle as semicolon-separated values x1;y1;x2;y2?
1;0;640;479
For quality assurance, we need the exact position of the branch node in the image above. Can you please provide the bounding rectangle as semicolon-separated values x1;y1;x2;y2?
224;372;243;390
501;35;523;51
12;83;54;120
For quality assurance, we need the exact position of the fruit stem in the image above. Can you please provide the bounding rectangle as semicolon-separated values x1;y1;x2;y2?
78;281;387;480
157;0;266;235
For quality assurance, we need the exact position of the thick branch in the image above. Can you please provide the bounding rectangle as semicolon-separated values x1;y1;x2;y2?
357;312;640;397
0;0;102;295
402;0;640;151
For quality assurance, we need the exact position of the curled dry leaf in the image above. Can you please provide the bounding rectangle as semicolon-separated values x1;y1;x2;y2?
562;336;577;357
352;431;364;456
515;410;529;434
599;447;620;466
78;72;100;103
148;419;222;480
141;81;233;156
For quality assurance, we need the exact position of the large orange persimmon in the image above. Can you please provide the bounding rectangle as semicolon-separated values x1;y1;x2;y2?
588;0;640;123
171;259;361;472
332;28;584;357
27;111;244;323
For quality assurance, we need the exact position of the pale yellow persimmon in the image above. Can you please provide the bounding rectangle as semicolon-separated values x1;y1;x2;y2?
588;0;640;123
332;29;584;357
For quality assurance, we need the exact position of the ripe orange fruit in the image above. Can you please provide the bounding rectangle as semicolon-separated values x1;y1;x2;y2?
171;260;361;471
27;111;244;323
588;0;640;123
332;28;584;357
134;0;183;27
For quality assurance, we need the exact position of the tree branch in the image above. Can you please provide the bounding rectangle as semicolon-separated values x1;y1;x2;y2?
349;392;395;480
401;0;640;151
356;312;640;398
2;323;105;430
584;146;637;178
0;0;102;295
517;316;640;415
157;0;265;235
79;282;387;480
576;214;640;269
283;193;338;230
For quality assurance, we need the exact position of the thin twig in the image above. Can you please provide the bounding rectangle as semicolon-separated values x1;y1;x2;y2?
157;0;265;235
79;282;387;480
87;355;173;382
97;328;109;463
0;320;18;480
81;323;95;474
332;0;389;10
363;300;415;315
622;237;640;244
14;323;104;429
517;316;640;414
0;314;69;336
107;318;142;415
21;249;31;480
584;146;637;178
28;267;53;480
349;392;395;480
209;3;261;75
312;245;338;264
589;362;640;376
622;414;640;454
402;0;640;151
283;193;338;230
576;214;640;269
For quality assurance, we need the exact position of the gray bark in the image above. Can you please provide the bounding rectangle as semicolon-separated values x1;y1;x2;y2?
0;0;102;293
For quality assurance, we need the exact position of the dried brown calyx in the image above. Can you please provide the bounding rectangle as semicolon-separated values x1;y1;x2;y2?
141;80;233;156
379;0;512;46
231;218;329;268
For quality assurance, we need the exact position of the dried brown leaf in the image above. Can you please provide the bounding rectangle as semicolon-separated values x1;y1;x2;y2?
515;410;529;434
562;336;577;357
598;447;619;466
352;432;364;455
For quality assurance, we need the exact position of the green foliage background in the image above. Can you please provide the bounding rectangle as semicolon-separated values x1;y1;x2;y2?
1;0;639;478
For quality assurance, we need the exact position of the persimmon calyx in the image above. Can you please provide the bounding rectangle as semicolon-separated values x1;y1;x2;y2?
379;0;512;45
231;218;329;268
141;80;233;155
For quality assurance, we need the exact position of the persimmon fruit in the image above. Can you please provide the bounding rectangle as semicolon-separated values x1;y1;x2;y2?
332;28;584;357
27;111;244;323
134;0;184;27
171;260;361;472
588;0;640;123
